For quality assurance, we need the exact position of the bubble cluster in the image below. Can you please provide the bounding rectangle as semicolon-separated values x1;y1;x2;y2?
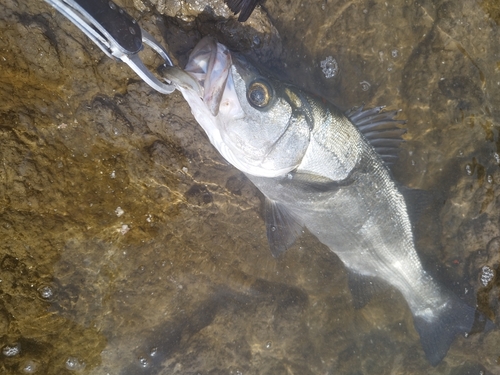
320;56;338;79
481;266;494;286
2;343;20;357
138;356;149;368
465;164;472;175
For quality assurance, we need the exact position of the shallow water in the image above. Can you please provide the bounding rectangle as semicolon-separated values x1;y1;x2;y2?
0;0;499;374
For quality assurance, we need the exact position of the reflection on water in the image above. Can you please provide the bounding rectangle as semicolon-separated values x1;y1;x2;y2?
0;0;499;374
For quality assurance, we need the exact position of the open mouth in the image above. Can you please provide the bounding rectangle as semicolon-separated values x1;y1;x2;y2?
159;37;233;116
184;37;232;116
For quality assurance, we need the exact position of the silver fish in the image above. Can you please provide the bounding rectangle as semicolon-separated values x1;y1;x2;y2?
163;37;487;365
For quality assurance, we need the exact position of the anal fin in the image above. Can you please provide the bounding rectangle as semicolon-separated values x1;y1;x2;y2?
347;272;384;309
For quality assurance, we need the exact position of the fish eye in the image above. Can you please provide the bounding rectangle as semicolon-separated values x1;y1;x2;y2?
247;80;272;109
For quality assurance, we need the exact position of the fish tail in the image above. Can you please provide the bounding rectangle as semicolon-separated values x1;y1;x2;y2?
413;294;491;366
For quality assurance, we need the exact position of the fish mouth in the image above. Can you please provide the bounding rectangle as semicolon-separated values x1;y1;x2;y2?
159;37;232;116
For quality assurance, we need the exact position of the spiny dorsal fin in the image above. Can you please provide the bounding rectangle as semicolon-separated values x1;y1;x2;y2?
345;105;406;167
265;198;303;257
224;0;260;22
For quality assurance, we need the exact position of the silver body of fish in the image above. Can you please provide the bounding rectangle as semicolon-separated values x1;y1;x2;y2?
163;37;484;365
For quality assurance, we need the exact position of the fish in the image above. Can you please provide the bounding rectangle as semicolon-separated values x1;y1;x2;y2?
161;36;490;365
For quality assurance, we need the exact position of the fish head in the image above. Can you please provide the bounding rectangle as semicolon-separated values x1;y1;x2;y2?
168;37;312;178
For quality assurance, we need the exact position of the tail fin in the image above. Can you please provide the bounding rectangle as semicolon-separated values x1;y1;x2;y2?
413;295;490;366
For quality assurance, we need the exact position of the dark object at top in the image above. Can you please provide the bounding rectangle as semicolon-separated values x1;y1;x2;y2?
224;0;261;22
75;0;142;53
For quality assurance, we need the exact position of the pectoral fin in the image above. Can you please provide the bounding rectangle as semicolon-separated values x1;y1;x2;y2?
265;198;303;257
286;171;354;193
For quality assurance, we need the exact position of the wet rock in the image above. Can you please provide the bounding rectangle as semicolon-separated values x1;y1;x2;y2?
184;183;213;205
1;0;499;374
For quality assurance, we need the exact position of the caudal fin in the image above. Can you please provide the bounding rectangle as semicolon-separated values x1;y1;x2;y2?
413;295;490;366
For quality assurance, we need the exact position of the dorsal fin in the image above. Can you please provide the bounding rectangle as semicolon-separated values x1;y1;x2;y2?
345;106;406;167
264;198;304;257
224;0;260;22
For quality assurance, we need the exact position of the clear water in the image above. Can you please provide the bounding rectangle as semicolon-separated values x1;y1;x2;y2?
0;0;499;374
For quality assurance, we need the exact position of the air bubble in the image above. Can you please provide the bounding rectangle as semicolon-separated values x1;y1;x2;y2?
391;49;398;58
487;175;493;184
37;284;55;300
270;226;276;232
494;152;500;164
265;341;272;349
320;56;338;79
22;359;39;373
65;357;85;371
150;347;158;357
360;81;371;91
120;224;130;235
